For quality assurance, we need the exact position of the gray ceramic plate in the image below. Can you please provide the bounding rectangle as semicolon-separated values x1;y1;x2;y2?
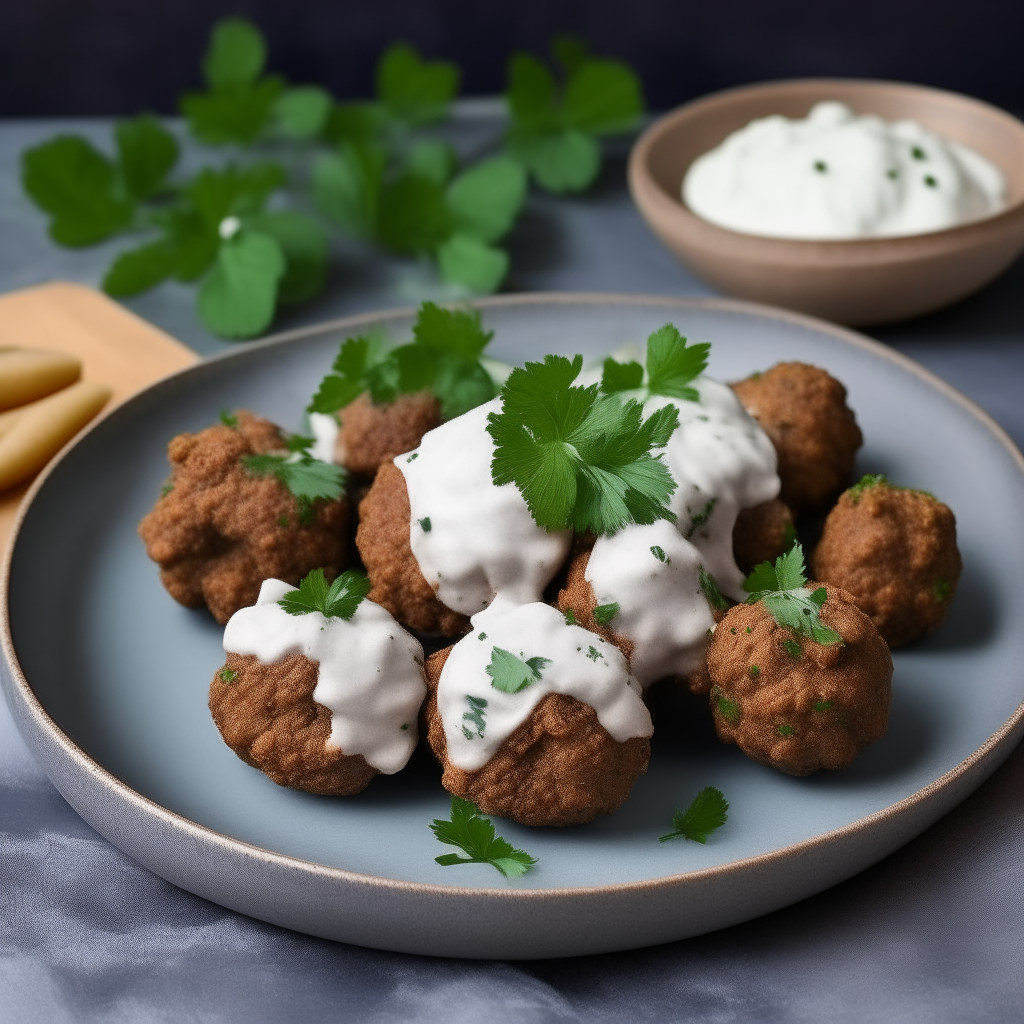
3;294;1023;960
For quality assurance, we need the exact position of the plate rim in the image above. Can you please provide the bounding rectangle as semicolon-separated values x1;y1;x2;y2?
4;291;1024;905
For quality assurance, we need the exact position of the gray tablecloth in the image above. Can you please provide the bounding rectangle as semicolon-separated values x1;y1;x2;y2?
2;115;1023;1023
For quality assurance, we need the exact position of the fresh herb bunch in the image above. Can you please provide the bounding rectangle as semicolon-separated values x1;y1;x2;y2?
241;432;345;523
308;301;497;420
22;18;645;340
743;544;843;646
601;324;711;402
505;35;645;193
278;567;372;620
659;786;729;844
430;796;537;878
487;353;680;535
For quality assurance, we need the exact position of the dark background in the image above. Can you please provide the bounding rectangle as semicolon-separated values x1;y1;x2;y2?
1;0;1022;117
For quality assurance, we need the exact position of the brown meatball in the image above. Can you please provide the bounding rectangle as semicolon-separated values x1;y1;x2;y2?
707;583;892;776
355;461;470;637
812;476;962;648
554;544;634;660
733;499;795;575
209;652;377;795
138;411;349;624
423;647;650;826
336;392;442;477
731;363;863;512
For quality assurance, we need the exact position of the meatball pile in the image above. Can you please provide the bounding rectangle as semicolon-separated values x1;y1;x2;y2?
336;392;442;478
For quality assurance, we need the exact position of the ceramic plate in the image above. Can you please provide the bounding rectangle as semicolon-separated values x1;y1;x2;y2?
3;294;1023;959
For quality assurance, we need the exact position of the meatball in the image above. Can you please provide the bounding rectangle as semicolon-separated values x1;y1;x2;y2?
336;392;442;477
707;583;892;775
812;475;962;648
733;498;795;574
209;652;377;795
731;362;863;512
424;646;650;827
138;411;349;624
554;543;634;660
355;461;470;636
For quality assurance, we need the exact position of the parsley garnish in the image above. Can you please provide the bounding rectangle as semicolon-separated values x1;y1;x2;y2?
430;797;537;879
462;695;487;739
592;602;619;625
712;686;740;722
777;724;796;737
487;353;679;535
218;667;237;684
813;700;833;712
601;323;710;403
699;567;731;612
847;473;887;503
585;645;601;662
308;302;496;420
658;787;729;844
564;608;579;626
160;481;174;498
685;497;717;539
743;545;843;646
277;568;371;620
486;647;550;694
418;517;432;533
241;433;345;521
651;545;669;563
219;408;238;428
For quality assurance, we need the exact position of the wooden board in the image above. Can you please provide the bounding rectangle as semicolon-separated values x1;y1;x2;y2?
0;282;198;551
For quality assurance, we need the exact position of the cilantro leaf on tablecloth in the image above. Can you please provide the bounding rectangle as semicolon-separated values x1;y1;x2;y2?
278;568;371;620
659;787;729;844
430;797;537;879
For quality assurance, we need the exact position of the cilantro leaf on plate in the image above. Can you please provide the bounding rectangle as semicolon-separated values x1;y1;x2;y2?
430;797;537;879
743;544;843;646
601;323;710;402
659;786;729;844
241;432;345;521
486;646;551;694
487;354;679;535
278;567;371;620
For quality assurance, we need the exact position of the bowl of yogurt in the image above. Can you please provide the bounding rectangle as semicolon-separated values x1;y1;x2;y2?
628;80;1024;325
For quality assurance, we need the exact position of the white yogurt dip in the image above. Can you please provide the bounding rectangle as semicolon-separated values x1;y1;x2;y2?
683;101;1006;239
223;578;427;774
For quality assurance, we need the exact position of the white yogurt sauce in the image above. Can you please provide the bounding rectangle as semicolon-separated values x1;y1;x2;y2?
683;101;1006;239
396;399;572;615
307;412;339;464
222;578;426;774
437;598;652;772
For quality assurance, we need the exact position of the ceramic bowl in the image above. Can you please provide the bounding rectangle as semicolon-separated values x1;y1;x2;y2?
628;79;1024;325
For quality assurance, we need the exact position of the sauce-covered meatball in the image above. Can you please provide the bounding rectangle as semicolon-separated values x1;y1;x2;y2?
336;392;442;478
731;362;862;512
812;475;962;647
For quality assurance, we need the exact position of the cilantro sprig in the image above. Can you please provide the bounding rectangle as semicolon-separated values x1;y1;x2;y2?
487;354;680;535
430;797;537;879
505;35;645;193
307;301;497;420
241;433;345;522
743;545;843;646
601;324;710;403
278;568;371;620
659;787;729;844
486;647;551;694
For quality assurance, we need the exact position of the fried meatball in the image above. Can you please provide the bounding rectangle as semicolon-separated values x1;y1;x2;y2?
707;583;892;776
731;363;863;512
423;647;650;826
812;476;962;648
355;461;470;636
336;392;442;477
732;498;795;575
138;411;349;624
554;544;634;660
209;652;377;795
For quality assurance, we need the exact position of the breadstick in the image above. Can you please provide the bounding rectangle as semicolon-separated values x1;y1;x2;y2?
0;347;81;411
0;380;112;492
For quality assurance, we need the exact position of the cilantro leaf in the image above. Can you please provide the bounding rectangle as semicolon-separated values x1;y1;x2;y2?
412;301;493;359
699;567;731;612
22;136;134;246
241;434;345;519
272;86;333;140
430;797;537;879
311;142;385;239
197;230;285;339
508;128;600;193
102;240;176;297
486;646;550;694
407;140;458;186
244;211;327;305
462;695;487;739
603;324;710;402
308;335;388;413
203;17;266;90
563;59;644;135
446;156;527;244
376;172;450;254
743;544;843;646
600;358;643;394
437;234;510;293
592;602;619;625
278;568;371;620
659;786;729;844
377;43;460;126
114;116;179;201
487;354;679;535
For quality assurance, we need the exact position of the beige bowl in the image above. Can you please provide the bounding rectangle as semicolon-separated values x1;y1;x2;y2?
628;79;1024;325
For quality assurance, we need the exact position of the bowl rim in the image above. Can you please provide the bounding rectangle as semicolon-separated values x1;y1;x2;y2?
628;76;1024;251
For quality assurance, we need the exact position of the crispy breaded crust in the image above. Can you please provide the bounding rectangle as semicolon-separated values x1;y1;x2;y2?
209;652;377;795
424;647;650;826
138;411;348;624
355;461;470;637
733;498;794;575
337;392;442;477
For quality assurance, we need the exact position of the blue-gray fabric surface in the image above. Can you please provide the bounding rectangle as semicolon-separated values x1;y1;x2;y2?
1;115;1023;1023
